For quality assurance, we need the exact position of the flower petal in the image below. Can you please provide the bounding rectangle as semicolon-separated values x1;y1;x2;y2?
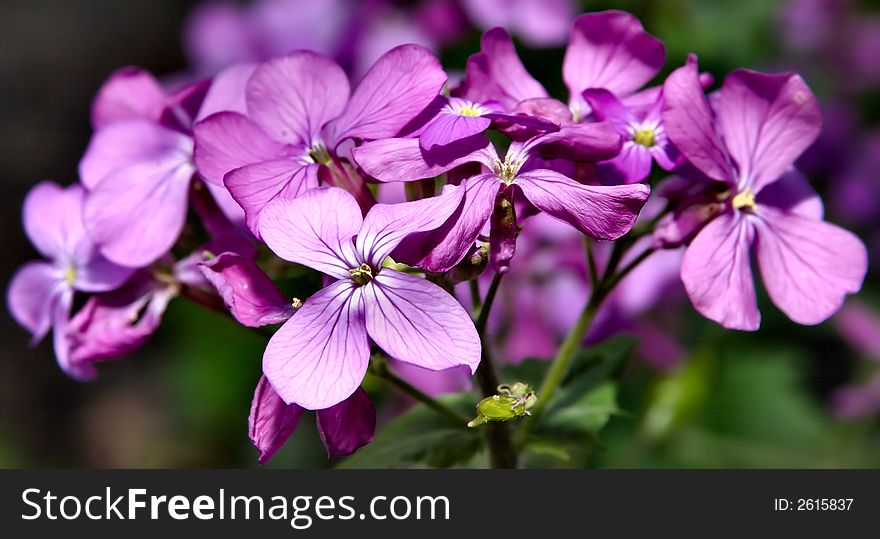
79;120;193;190
662;55;734;185
248;375;304;464
246;51;350;145
195;62;257;122
719;70;822;193
199;251;294;327
515;168;649;240
316;387;376;458
193;111;288;185
393;174;500;272
263;280;369;409
521;122;623;163
225;159;320;237
681;211;760;330
754;207;867;325
7;261;64;343
23;181;87;260
420;113;492;151
563;11;665;112
598;143;654;184
461;27;548;110
90;67;165;129
259;187;362;279
357;185;466;266
84;154;194;268
51;289;85;380
582;88;636;130
365;269;480;373
755;168;823;220
329;44;447;145
352;135;493;182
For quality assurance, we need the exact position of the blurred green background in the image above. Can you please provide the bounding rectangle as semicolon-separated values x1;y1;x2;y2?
1;0;878;468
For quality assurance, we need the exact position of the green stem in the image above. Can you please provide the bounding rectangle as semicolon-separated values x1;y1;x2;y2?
469;279;482;315
475;272;503;335
372;358;468;425
585;237;599;291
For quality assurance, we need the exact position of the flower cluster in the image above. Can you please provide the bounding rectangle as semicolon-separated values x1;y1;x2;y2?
7;9;868;464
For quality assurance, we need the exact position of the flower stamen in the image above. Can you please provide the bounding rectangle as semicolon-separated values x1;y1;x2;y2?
349;263;374;285
633;128;656;147
732;188;757;211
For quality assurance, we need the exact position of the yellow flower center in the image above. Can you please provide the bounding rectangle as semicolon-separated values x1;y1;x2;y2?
633;128;656;147
63;266;77;286
349;263;373;286
732;188;757;211
458;105;481;117
493;158;524;185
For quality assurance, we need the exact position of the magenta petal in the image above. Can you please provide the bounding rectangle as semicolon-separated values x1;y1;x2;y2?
353;135;493;182
515;168;649;240
662;55;734;185
489;188;517;273
755;168;823;220
420;113;492;150
90;67;165;129
462;27;548;110
582;88;636;129
248;375;304;464
365;269;480;374
357;185;466;266
600;143;654;184
79;120;193;190
7;261;65;343
563;11;664;111
246;51;350;145
330;44;447;144
263;280;369;409
199;252;294;327
23;182;87;260
65;274;173;366
719;70;822;193
224;159;320;237
681;211;760;330
51;289;86;380
315;387;376;458
259;187;362;279
523;123;623;163
754;207;867;325
193;112;287;185
84;155;194;268
393;174;500;272
195;62;257;122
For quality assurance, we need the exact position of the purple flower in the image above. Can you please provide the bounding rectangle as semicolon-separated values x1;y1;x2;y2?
79;66;248;268
6;182;133;379
193;45;447;237
663;56;868;330
582;88;679;183
353;124;649;273
249;375;375;463
419;97;501;150
461;0;576;47
257;187;481;409
461;11;664;122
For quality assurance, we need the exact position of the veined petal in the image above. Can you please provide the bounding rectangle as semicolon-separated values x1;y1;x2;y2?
315;387;375;458
681;211;760;330
515;168;649;240
364;269;480;373
263;280;369;409
582;88;636;130
357;185;466;266
259;187;362;279
754;207;866;325
598;143;654;184
755;168;823;220
90;67;165;129
79;120;193;190
7;261;65;343
462;27;548;110
521;122;623;163
200;252;294;327
225;159;320;238
246;51;350;145
330;44;447;145
352;135;493;182
719;70;822;193
662;55;734;185
84;156;194;268
193;112;288;185
393;174;500;272
248;375;304;464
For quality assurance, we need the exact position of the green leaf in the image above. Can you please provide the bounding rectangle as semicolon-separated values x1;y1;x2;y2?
543;382;618;435
338;393;481;469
